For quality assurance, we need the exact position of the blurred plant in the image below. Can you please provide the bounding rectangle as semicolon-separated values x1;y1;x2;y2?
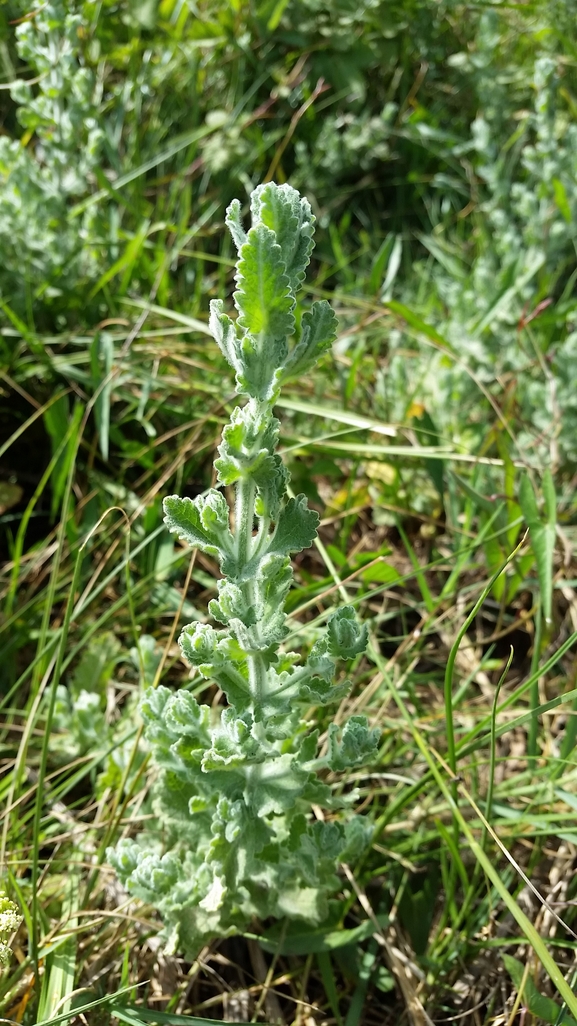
0;0;103;306
379;13;577;468
53;632;121;756
0;891;21;971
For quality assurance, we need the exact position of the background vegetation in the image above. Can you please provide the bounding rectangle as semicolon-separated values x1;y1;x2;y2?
2;0;577;1022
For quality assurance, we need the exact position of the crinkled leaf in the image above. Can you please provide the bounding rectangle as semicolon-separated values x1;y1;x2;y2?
234;223;295;340
253;453;289;519
156;773;207;838
225;197;247;253
163;492;233;560
256;552;293;631
237;338;286;402
139;685;212;765
216;403;282;487
216;404;289;511
209;299;240;374
326;605;368;659
71;631;120;700
209;580;257;627
295;730;319;764
108;842;182;903
243;752;310;816
290;821;345;886
252;182;315;292
299;675;351;706
283;300;338;381
178;623;250;709
306;643;335;682
226;611;289;653
216;448;278;494
203;709;264;770
269;494;319;556
300;775;339;808
163;690;212;740
328;716;380;772
139;685;173;741
342;814;373;859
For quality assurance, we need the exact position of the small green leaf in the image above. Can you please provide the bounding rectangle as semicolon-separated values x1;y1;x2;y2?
360;561;400;585
178;624;250;708
269;494;319;556
328;717;380;771
326;606;368;659
209;580;257;626
163;492;234;561
225;196;248;252
215;404;289;514
503;955;577;1026
299;676;350;705
257;553;293;626
209;300;240;374
283;300;338;381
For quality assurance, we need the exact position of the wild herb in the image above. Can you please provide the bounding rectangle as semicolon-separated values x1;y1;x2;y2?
109;183;379;956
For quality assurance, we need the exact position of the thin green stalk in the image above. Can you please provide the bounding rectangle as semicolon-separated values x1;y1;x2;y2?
5;414;79;616
0;525;166;714
528;602;543;767
432;647;517;956
442;540;525;915
236;477;257;565
395;517;434;613
368;638;577;1017
444;537;525;779
30;545;83;977
0;387;70;461
373;627;577;844
484;648;514;847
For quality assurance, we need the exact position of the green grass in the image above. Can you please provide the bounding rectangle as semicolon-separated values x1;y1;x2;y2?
2;0;577;1022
